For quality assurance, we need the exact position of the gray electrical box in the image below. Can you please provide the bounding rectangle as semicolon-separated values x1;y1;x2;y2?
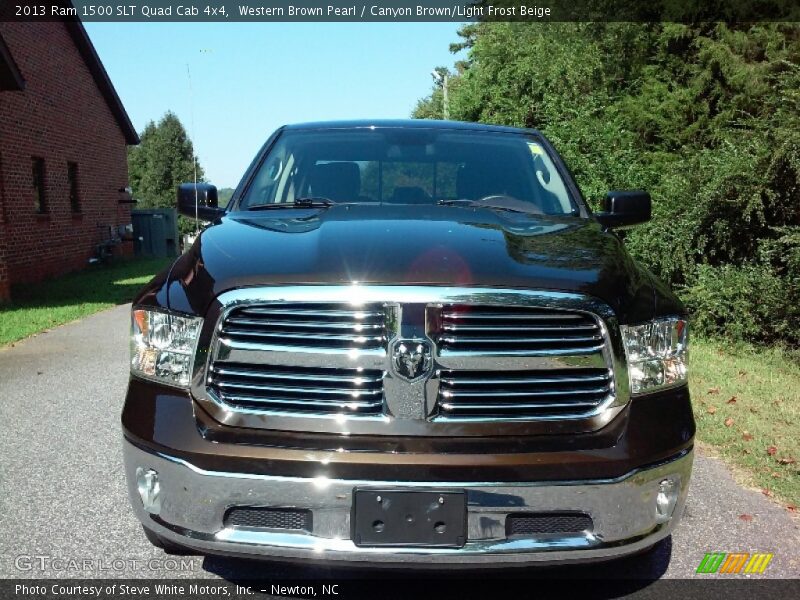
131;208;179;257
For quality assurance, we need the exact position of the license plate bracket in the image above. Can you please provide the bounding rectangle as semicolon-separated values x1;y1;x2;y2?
352;488;467;548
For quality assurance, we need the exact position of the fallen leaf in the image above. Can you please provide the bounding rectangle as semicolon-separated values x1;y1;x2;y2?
787;505;797;513
742;432;754;441
750;407;759;414
762;488;774;498
771;471;781;478
724;417;734;427
738;514;753;522
778;457;796;465
707;406;717;415
727;396;737;404
767;446;778;456
737;370;747;377
707;387;720;395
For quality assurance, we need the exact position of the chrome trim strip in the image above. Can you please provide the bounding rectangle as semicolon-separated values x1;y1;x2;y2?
190;286;629;437
143;445;691;486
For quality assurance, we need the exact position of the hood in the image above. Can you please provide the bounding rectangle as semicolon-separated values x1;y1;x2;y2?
163;204;657;322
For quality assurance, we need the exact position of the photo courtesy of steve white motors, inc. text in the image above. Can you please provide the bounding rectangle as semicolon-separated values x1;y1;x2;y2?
14;583;341;597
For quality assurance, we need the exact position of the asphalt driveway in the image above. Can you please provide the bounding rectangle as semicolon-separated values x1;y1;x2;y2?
0;304;797;583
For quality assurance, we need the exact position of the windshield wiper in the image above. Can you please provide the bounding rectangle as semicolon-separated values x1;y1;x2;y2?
437;196;543;215
246;197;335;210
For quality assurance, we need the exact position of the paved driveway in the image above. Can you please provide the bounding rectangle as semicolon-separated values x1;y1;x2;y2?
0;305;797;582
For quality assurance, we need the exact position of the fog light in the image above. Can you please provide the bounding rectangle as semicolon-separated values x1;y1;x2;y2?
655;477;679;522
136;467;161;514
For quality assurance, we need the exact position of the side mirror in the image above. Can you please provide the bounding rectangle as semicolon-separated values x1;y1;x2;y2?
177;183;225;220
595;190;651;229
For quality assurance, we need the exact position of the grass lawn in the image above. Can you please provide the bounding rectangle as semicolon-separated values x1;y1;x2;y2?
690;338;799;509
0;257;173;347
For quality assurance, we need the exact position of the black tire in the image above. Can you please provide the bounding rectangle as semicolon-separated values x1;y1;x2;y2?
141;525;199;555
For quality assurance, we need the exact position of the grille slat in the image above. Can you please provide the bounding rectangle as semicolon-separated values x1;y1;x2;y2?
211;365;383;385
440;401;601;412
437;368;612;419
238;307;384;319
208;363;385;415
441;324;598;333
434;305;603;353
219;328;386;345
439;373;610;386
439;334;603;345
213;380;384;397
225;317;385;331
219;302;388;350
441;311;585;322
216;392;384;411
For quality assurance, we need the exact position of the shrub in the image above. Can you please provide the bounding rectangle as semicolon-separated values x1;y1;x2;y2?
682;264;800;345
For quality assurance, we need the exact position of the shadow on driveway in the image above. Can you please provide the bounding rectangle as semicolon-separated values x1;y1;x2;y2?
198;536;671;596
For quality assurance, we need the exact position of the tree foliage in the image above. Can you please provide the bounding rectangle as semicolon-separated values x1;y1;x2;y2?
414;22;800;345
128;111;204;209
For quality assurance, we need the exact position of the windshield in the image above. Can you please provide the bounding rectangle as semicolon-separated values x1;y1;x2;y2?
238;128;578;215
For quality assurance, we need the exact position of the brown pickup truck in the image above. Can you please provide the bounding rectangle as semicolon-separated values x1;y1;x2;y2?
123;120;693;566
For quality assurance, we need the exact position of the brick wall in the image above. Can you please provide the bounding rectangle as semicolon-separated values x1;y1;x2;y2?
0;21;132;287
0;149;8;301
0;224;9;302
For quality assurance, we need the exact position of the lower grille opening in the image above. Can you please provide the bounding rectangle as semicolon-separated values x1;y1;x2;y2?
506;512;593;537
224;507;312;533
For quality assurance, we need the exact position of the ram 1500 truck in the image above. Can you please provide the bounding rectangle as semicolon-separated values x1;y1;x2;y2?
123;120;693;566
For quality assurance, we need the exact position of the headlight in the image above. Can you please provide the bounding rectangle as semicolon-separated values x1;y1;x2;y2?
131;308;203;388
621;317;687;394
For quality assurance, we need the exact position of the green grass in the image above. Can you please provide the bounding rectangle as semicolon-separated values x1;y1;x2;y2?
690;338;800;507
0;258;173;346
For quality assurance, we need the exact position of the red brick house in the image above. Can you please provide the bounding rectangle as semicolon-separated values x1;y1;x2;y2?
0;18;139;301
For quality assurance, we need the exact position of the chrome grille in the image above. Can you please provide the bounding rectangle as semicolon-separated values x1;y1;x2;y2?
432;305;604;353
208;363;385;415
437;368;613;419
220;302;387;349
196;286;625;436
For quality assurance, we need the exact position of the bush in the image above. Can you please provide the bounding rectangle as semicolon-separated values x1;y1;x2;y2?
415;22;800;346
682;264;800;345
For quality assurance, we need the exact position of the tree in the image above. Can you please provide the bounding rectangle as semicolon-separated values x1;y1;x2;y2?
217;187;235;207
128;111;204;210
413;22;800;345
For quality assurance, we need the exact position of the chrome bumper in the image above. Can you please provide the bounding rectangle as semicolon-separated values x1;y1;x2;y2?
124;440;692;565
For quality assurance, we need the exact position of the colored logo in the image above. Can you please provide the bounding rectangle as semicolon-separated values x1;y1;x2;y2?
696;552;773;574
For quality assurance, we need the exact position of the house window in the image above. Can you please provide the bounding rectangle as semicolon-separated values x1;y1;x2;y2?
32;157;46;213
67;162;80;213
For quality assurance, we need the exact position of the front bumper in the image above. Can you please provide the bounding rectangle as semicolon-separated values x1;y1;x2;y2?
124;440;693;565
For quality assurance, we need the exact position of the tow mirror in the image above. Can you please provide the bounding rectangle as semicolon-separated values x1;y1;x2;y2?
595;190;651;229
177;183;224;221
